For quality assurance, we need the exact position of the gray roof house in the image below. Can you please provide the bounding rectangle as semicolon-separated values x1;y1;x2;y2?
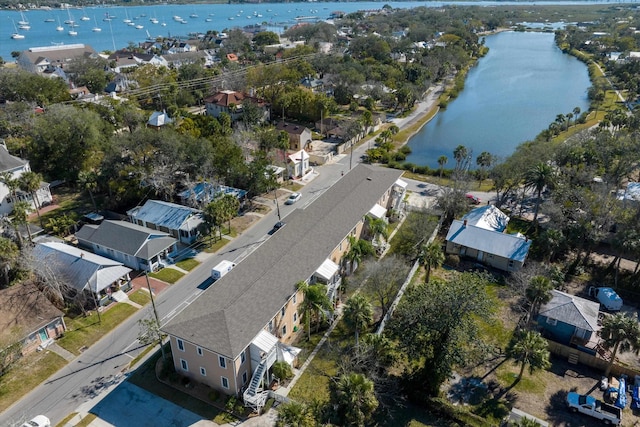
17;44;98;74
127;200;205;245
537;290;600;349
76;220;178;272
445;205;532;272
161;164;405;409
33;242;132;300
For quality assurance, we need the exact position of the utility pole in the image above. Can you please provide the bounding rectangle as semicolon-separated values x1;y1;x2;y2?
145;272;166;361
274;187;281;221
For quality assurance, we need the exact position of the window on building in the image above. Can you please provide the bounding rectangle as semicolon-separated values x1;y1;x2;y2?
180;359;188;371
240;352;246;364
546;317;557;326
293;313;298;323
221;377;229;389
219;355;226;369
197;346;203;356
242;371;248;384
508;260;515;269
177;339;185;351
281;307;286;317
282;325;287;336
268;320;273;332
293;294;297;304
200;367;206;376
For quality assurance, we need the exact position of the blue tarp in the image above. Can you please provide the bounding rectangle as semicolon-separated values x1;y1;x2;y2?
632;385;640;410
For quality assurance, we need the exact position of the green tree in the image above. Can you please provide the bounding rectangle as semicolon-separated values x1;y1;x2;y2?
343;294;373;348
476;151;495;186
506;330;551;383
599;312;640;377
330;373;378;427
437;155;448;181
19;171;44;227
344;236;375;274
253;31;280;46
276;401;315;427
0;172;19;203
524;162;555;223
0;237;19;287
272;360;293;381
525;276;554;325
11;200;31;243
389;273;492;396
453;144;469;170
418;240;445;283
297;281;333;340
77;170;99;212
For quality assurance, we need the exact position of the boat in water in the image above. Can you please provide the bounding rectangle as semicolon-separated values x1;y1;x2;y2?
11;20;25;39
92;17;102;32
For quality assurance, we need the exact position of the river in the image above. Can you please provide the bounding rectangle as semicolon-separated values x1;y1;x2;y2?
405;31;591;168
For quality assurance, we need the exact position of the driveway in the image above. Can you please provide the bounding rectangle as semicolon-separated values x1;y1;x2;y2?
88;382;214;427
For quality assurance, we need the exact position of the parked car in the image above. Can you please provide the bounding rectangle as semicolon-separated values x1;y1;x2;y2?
566;392;621;425
269;221;286;234
285;192;301;205
465;193;481;204
21;416;51;427
588;287;623;311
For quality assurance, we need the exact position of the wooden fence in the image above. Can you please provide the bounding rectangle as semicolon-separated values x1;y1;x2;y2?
547;340;640;379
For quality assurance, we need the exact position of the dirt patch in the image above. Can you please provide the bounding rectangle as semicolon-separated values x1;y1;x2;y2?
230;213;262;234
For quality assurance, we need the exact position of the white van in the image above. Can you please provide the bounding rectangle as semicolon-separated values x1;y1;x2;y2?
588;287;623;311
211;260;236;281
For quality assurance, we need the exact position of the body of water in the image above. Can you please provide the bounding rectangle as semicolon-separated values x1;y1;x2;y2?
0;1;630;61
406;31;591;168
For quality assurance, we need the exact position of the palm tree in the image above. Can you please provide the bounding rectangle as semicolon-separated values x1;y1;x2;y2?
19;171;44;227
506;330;551;383
419;241;445;283
343;294;373;348
0;237;19;287
344;236;374;274
0;172;19;203
365;216;388;246
599;312;640;377
453;145;468;170
12;200;31;244
437;155;448;181
523;162;554;223
77;170;98;212
297;281;333;340
572;106;581;127
331;373;378;427
525;276;554;325
276;401;314;427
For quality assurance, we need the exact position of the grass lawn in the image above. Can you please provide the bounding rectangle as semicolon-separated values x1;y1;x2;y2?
58;303;138;355
0;351;66;412
203;236;230;253
128;289;151;306
128;350;235;424
149;268;184;284
176;258;200;271
73;413;97;427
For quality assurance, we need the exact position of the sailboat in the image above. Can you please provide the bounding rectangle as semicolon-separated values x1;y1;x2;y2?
56;17;64;31
68;23;78;36
11;20;25;39
123;9;131;24
80;8;91;21
64;8;75;25
92;16;102;32
17;11;29;26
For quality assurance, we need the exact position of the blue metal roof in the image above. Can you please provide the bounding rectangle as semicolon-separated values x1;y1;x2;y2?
178;182;247;205
128;200;201;231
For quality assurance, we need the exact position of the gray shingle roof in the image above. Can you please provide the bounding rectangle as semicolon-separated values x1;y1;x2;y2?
539;290;600;331
76;220;176;259
0;145;27;172
162;164;402;358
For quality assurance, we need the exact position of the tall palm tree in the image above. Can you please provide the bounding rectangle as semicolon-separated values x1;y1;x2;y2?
525;276;554;325
572;106;581;127
453;145;468;170
11;200;31;244
331;373;378;427
437;155;448;181
343;294;373;348
19;171;44;227
365;216;388;246
599;312;640;377
523;162;554;223
297;281;332;340
77;170;98;212
419;241;445;283
506;330;551;383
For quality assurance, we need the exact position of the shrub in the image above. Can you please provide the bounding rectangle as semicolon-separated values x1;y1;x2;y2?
226;395;238;412
399;145;412;155
272;361;293;381
445;254;460;267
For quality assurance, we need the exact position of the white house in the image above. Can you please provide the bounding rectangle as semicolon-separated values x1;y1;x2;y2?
0;142;52;217
127;200;205;245
287;150;311;178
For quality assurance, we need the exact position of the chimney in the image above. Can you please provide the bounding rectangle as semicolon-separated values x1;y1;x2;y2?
463;219;467;227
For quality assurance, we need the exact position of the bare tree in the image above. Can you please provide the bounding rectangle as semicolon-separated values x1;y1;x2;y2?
362;256;409;319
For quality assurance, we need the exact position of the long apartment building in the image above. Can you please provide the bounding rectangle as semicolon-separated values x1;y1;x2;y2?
161;164;406;411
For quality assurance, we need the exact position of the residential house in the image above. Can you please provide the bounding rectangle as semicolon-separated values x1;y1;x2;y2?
262;40;305;54
161;165;406;411
204;90;269;123
276;122;312;151
127;200;205;245
537;290;600;352
33;242;132;306
300;76;324;92
178;182;247;209
0;141;52;216
75;220;178;272
147;110;173;129
0;282;66;355
616;182;640;206
287;150;311;178
445;205;532;271
17;44;98;75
